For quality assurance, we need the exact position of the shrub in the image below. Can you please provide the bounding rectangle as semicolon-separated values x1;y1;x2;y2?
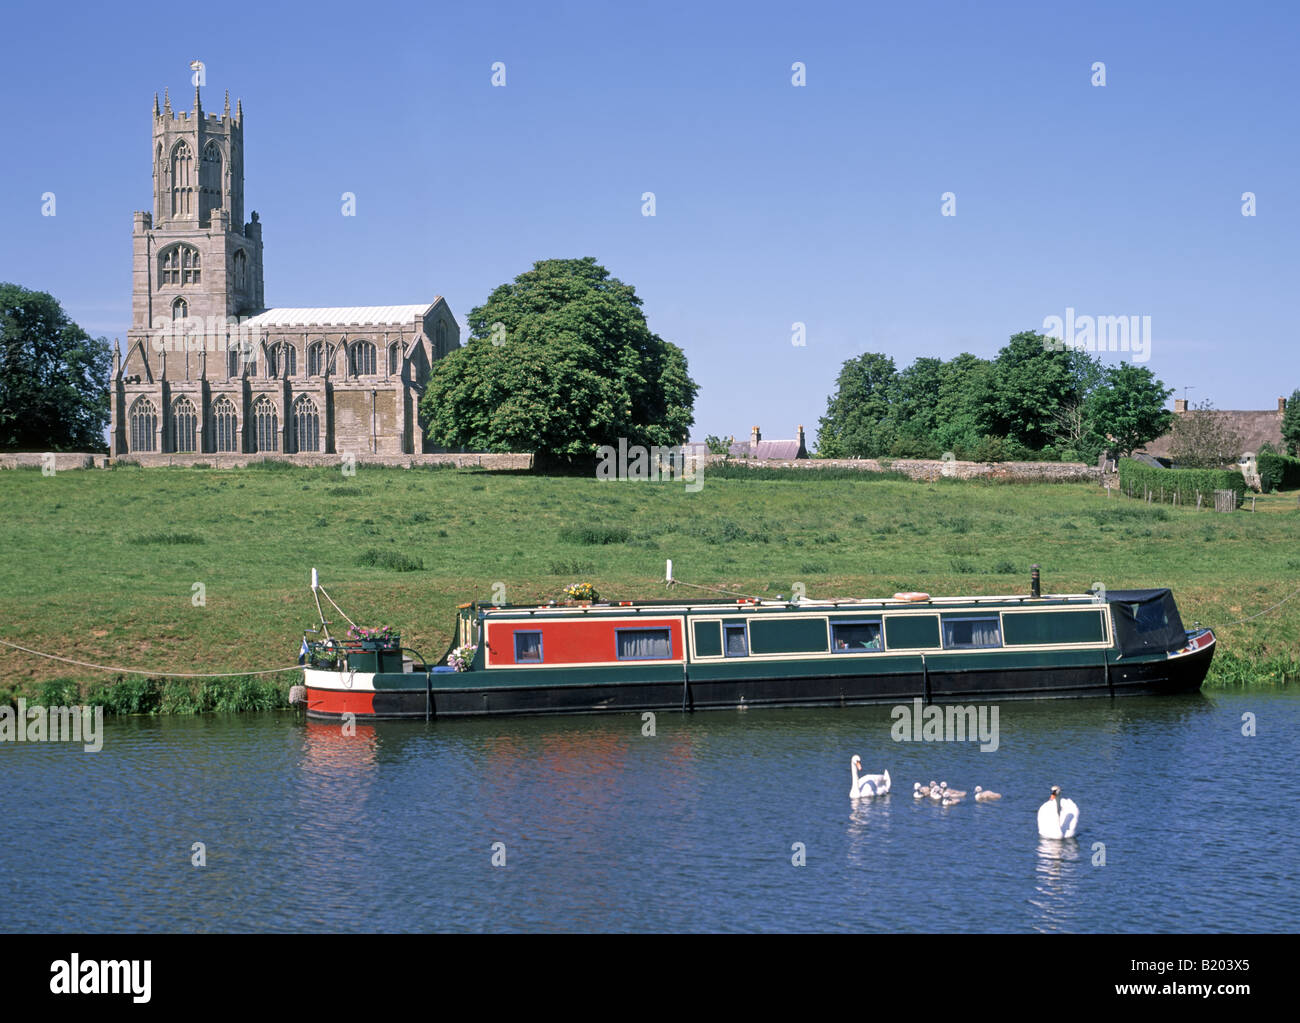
559;524;630;545
128;532;205;545
1117;459;1245;508
1257;451;1300;492
355;548;424;571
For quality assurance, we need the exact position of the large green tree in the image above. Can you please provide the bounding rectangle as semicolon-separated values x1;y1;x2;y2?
1282;388;1300;456
1085;363;1174;457
0;283;111;451
815;352;899;458
1168;399;1246;468
988;331;1096;450
419;258;697;462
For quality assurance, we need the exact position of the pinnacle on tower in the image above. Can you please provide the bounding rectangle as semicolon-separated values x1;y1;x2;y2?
194;83;202;116
163;87;171;113
154;92;160;116
236;97;243;121
224;90;230;117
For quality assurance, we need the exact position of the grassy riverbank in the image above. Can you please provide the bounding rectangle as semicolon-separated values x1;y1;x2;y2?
1;463;1296;711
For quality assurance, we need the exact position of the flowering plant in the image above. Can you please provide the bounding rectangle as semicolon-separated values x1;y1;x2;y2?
563;582;598;602
347;625;398;644
448;644;477;672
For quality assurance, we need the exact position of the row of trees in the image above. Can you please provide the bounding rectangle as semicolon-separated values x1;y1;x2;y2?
816;332;1175;462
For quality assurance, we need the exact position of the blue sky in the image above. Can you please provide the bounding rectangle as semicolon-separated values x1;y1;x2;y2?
2;0;1296;444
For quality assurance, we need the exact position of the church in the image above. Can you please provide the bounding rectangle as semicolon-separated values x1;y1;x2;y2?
109;84;459;458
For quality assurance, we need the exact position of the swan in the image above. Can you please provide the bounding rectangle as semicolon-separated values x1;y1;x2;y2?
974;786;1002;802
941;794;963;807
928;779;943;801
1037;785;1080;838
913;782;930;799
850;756;890;798
939;782;967;798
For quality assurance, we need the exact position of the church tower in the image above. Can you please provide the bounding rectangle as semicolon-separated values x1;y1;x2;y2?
129;84;264;335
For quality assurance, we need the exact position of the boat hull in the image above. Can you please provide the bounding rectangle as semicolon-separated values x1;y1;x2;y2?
302;636;1214;720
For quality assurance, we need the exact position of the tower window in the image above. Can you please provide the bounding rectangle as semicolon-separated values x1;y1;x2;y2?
172;297;188;320
160;245;200;286
233;250;247;290
171;140;194;217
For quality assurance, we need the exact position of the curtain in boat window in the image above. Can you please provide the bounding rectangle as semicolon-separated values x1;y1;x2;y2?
617;628;672;660
514;631;542;663
943;617;1002;648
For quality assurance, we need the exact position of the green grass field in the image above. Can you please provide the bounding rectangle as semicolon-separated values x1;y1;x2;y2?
1;463;1296;708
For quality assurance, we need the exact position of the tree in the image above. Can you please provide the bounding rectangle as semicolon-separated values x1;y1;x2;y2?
815;353;898;458
989;331;1095;450
932;353;996;455
418;258;697;463
0;283;111;451
1168;399;1246;468
1282;389;1300;456
704;434;731;455
1085;363;1174;458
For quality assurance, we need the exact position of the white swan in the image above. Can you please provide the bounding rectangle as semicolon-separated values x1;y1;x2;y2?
939;781;967;798
1037;785;1080;838
941;794;963;807
913;782;930;799
928;779;942;801
974;786;1002;802
850;756;891;798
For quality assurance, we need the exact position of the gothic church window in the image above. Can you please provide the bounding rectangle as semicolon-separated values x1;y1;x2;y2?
252;396;278;452
350;340;376;376
171;140;194;217
293;396;320;453
212;396;239;452
172;297;188;320
171;396;198;453
388;342;401;376
268;341;296;378
160;245;200;286
201;141;223;210
307;341;326;377
233;250;247;291
129;397;158;452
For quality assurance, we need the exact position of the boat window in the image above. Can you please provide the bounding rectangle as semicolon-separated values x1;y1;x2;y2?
748;616;828;654
884;614;941;650
1003;610;1105;646
831;620;882;652
724;623;749;657
693;620;723;657
941;615;1002;649
616;627;673;660
514;630;543;663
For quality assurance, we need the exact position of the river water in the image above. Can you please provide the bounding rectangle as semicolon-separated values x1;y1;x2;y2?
2;690;1295;932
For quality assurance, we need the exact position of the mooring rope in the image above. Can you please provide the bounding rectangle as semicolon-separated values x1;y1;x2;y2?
0;638;303;678
667;577;775;602
1209;586;1300;628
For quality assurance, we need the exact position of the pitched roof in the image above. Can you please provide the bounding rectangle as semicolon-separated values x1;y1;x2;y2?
729;438;806;459
240;303;437;328
1139;409;1283;459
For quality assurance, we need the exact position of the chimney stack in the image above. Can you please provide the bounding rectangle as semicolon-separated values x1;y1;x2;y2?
751;425;761;445
1280;396;1288;413
1174;399;1187;413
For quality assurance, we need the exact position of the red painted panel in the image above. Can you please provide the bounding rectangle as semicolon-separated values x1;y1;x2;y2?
485;617;684;667
305;687;376;716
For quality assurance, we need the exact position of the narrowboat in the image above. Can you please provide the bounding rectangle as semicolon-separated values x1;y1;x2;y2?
298;566;1216;721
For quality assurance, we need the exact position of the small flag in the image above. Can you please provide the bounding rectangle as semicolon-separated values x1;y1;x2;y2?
298;638;310;665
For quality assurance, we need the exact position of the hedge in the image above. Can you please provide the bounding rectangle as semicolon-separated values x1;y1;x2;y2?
1257;451;1300;492
1117;459;1245;508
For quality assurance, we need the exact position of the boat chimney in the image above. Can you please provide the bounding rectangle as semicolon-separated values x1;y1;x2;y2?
1030;564;1041;598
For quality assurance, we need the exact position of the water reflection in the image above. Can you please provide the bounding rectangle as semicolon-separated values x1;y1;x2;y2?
1030;837;1083;932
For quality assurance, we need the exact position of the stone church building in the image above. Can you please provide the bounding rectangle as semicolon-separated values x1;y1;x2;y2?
110;85;459;457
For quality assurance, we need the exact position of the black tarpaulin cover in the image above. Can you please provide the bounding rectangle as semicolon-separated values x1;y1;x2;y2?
1107;589;1187;656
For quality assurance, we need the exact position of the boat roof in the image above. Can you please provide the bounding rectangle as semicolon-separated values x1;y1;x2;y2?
472;593;1112;617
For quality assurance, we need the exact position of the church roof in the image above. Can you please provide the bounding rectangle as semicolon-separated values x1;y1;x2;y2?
241;303;439;328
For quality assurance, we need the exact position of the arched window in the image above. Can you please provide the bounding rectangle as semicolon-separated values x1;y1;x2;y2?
171;140;194;217
267;341;296;378
160;245;200;286
172;297;188;321
201;141;223;210
211;396;238;452
171;396;198;452
129;397;158;452
293;396;320;453
388;342;401;376
228;339;254;378
350;340;376;376
307;341;326;377
233;250;247;290
252;396;278;452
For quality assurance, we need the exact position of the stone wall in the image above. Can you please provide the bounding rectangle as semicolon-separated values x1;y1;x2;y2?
702;455;1102;483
